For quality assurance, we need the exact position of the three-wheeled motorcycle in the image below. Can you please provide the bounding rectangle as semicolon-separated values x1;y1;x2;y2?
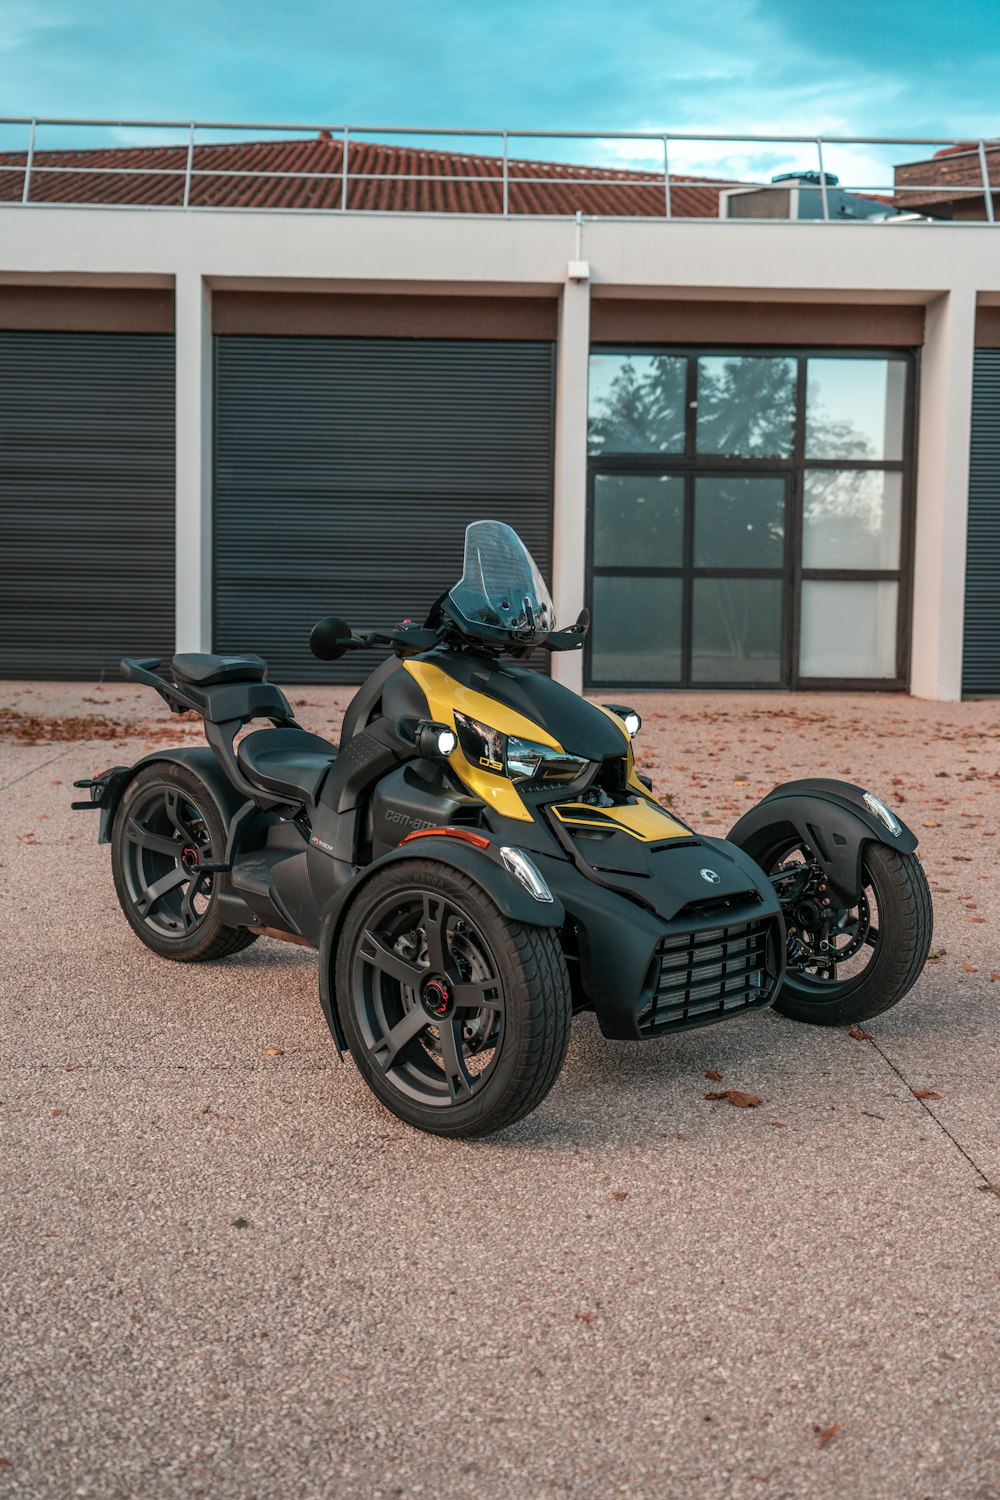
75;521;932;1136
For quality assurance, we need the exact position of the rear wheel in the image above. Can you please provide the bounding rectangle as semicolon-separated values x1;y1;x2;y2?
336;861;572;1137
764;838;932;1025
111;764;257;962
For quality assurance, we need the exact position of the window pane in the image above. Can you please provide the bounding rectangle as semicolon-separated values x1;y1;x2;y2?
802;470;902;569
696;356;796;457
590;576;682;682
593;474;684;567
799;581;898;678
694;476;785;568
806;357;906;460
588;353;686;454
691;578;783;683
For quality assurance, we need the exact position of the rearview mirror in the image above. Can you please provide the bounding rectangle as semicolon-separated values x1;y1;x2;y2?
309;616;352;661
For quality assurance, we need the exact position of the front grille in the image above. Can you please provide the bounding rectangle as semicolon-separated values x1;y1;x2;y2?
637;917;774;1036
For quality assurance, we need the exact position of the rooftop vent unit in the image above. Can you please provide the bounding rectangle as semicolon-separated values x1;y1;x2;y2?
720;170;900;222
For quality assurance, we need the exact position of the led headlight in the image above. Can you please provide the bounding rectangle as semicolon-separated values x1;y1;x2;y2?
454;712;587;786
415;720;458;759
603;703;641;737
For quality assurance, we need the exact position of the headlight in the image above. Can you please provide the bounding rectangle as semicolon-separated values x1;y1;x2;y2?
454;712;587;786
603;703;641;737
415;720;457;758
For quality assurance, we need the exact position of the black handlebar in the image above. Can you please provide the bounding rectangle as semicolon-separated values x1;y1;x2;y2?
309;605;588;663
310;616;441;661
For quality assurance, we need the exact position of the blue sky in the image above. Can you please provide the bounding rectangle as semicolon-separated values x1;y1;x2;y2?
2;0;998;186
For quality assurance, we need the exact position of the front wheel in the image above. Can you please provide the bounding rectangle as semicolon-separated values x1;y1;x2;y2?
765;839;932;1026
336;861;572;1137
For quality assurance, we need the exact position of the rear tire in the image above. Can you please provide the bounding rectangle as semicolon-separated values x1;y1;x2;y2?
765;841;932;1026
111;763;257;962
336;860;572;1137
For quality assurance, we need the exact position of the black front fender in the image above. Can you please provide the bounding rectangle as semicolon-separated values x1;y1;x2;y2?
727;778;917;906
317;836;566;1053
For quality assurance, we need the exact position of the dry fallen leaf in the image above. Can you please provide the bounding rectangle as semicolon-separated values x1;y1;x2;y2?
962;963;978;973
610;1191;628;1202
912;1089;942;1100
574;1311;596;1323
990;972;1000;983
705;1090;762;1108
263;1047;284;1056
816;1421;840;1449
50;1109;65;1118
705;1069;724;1081
848;1027;874;1041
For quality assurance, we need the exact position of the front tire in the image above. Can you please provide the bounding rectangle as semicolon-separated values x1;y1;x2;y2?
111;763;257;962
765;839;932;1026
336;860;572;1137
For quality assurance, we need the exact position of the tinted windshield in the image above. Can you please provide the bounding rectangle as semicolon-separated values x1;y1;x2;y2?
447;521;556;642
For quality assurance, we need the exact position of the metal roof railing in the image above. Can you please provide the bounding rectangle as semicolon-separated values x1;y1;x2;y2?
0;117;996;221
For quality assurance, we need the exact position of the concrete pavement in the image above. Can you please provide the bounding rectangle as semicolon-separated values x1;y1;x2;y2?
1;683;998;1499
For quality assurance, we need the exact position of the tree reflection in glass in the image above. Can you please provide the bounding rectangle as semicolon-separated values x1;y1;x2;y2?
587;354;686;454
803;471;902;569
696;357;796;457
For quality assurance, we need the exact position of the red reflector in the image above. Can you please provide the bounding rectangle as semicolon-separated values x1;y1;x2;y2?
399;827;490;849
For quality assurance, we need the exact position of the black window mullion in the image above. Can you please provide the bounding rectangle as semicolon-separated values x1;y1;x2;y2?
682;470;694;682
801;568;902;582
684;354;698;458
788;354;807;689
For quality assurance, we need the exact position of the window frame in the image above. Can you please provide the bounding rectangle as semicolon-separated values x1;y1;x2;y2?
584;344;917;692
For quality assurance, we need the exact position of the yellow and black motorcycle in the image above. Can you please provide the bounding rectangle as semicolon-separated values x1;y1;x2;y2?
75;521;932;1136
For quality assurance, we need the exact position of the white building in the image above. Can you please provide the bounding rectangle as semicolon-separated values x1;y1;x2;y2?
1;124;998;699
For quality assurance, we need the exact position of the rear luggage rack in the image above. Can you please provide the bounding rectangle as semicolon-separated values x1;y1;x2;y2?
636;915;778;1036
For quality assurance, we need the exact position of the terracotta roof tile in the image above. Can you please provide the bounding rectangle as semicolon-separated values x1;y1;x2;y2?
0;134;737;216
894;141;1000;210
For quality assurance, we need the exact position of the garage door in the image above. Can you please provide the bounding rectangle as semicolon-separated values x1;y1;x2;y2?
0;331;175;679
963;349;1000;696
214;336;555;682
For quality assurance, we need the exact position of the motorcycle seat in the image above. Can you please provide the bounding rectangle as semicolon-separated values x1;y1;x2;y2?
172;653;267;687
237;727;338;804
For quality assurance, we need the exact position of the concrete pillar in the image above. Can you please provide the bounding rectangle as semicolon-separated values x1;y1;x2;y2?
910;287;977;700
550;276;591;693
174;272;213;653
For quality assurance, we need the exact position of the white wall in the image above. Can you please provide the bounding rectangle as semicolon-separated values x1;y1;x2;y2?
2;204;997;697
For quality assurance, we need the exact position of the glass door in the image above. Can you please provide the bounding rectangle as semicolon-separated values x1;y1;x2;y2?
587;468;791;688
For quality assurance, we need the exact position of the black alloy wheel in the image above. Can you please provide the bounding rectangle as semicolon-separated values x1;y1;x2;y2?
337;861;572;1137
764;837;932;1025
111;764;256;962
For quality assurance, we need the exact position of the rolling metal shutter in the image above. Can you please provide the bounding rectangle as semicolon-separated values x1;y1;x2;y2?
963;350;1000;696
214;336;555;682
0;331;175;679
